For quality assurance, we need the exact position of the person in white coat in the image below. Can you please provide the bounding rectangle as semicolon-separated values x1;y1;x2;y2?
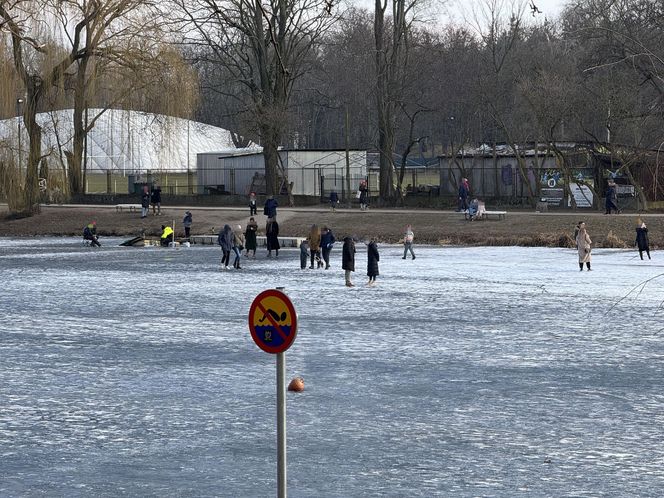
576;222;592;271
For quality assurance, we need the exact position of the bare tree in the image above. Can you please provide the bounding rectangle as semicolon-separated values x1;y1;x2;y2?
173;0;335;200
373;0;421;203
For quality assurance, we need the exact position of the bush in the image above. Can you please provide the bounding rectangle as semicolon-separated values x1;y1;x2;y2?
603;230;627;248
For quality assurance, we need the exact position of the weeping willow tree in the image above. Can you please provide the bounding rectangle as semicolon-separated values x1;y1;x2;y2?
0;0;198;214
0;36;24;210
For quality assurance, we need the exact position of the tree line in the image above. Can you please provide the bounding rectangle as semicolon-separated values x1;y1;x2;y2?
1;0;663;213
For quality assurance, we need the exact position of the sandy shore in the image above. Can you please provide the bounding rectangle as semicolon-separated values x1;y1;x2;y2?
1;203;662;248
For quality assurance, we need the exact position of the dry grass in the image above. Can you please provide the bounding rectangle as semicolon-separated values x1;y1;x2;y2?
0;205;661;249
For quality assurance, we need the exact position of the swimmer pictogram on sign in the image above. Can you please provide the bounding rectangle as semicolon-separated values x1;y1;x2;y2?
248;289;298;354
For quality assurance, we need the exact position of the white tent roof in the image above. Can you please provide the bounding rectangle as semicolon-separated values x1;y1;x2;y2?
0;109;257;173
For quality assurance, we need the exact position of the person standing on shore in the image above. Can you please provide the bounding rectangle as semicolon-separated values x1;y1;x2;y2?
342;236;356;287
249;192;257;216
266;217;280;258
330;190;339;211
358;181;369;211
320;226;336;269
183;211;193;239
457;178;470;212
307;224;322;268
151;184;162;215
367;238;380;286
141;186;150;219
605;180;619;214
573;221;583;245
264;195;278;219
218;224;233;269
635;218;651;260
402;224;415;260
244;217;258;258
576;222;592;271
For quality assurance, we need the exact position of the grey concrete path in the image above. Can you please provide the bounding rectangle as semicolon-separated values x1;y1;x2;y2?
19;202;664;218
1;202;661;218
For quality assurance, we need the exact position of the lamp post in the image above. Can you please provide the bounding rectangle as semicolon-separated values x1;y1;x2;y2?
16;98;24;174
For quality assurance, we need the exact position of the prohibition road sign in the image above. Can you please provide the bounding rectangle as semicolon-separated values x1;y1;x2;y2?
248;289;298;354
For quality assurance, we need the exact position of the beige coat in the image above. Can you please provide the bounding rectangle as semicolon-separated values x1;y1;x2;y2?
576;229;592;263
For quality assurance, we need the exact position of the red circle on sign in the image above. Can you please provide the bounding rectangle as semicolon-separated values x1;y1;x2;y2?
248;289;298;354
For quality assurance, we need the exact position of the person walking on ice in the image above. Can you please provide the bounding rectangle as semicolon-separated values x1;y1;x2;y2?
367;238;380;286
307;224;322;268
320;226;336;269
244;217;258;259
576;222;592;271
402;224;415;260
635;218;651;260
342;236;356;287
232;225;245;269
299;239;310;269
218;224;233;270
266;217;280;258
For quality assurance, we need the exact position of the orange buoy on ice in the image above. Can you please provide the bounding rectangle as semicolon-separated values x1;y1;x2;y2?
287;377;304;392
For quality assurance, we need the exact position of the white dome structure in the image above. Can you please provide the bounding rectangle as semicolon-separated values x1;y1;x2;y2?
0;108;255;174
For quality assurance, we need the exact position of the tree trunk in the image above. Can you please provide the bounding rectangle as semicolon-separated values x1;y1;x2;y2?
23;83;43;215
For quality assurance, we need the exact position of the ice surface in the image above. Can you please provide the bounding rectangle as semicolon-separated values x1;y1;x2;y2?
1;239;663;497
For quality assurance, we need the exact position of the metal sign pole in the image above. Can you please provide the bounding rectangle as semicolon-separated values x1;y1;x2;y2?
249;287;296;498
277;351;287;498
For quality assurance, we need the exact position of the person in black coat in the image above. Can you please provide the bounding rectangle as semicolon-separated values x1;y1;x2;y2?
266;217;280;258
366;239;380;286
605;181;619;214
140;187;150;219
320;226;336;269
151;185;162;215
635;219;651;260
342;236;356;287
264;195;278;219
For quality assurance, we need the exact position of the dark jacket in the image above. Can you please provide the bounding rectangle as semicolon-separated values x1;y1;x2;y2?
606;185;617;206
218;225;233;252
245;222;258;251
151;188;161;203
367;241;380;277
321;230;336;249
636;226;650;250
83;226;94;240
266;220;280;250
359;184;368;204
264;198;278;218
458;183;469;200
330;191;339;203
342;237;355;271
141;192;150;208
183;212;192;227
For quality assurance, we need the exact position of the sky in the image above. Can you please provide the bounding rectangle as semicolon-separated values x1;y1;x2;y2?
443;0;569;24
351;0;569;24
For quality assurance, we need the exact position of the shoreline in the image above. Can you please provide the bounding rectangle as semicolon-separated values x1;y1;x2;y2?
1;204;662;248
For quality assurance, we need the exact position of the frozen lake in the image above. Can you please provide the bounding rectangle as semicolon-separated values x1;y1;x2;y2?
1;238;664;497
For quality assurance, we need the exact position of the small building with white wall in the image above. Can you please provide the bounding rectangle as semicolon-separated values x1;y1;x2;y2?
197;149;367;196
